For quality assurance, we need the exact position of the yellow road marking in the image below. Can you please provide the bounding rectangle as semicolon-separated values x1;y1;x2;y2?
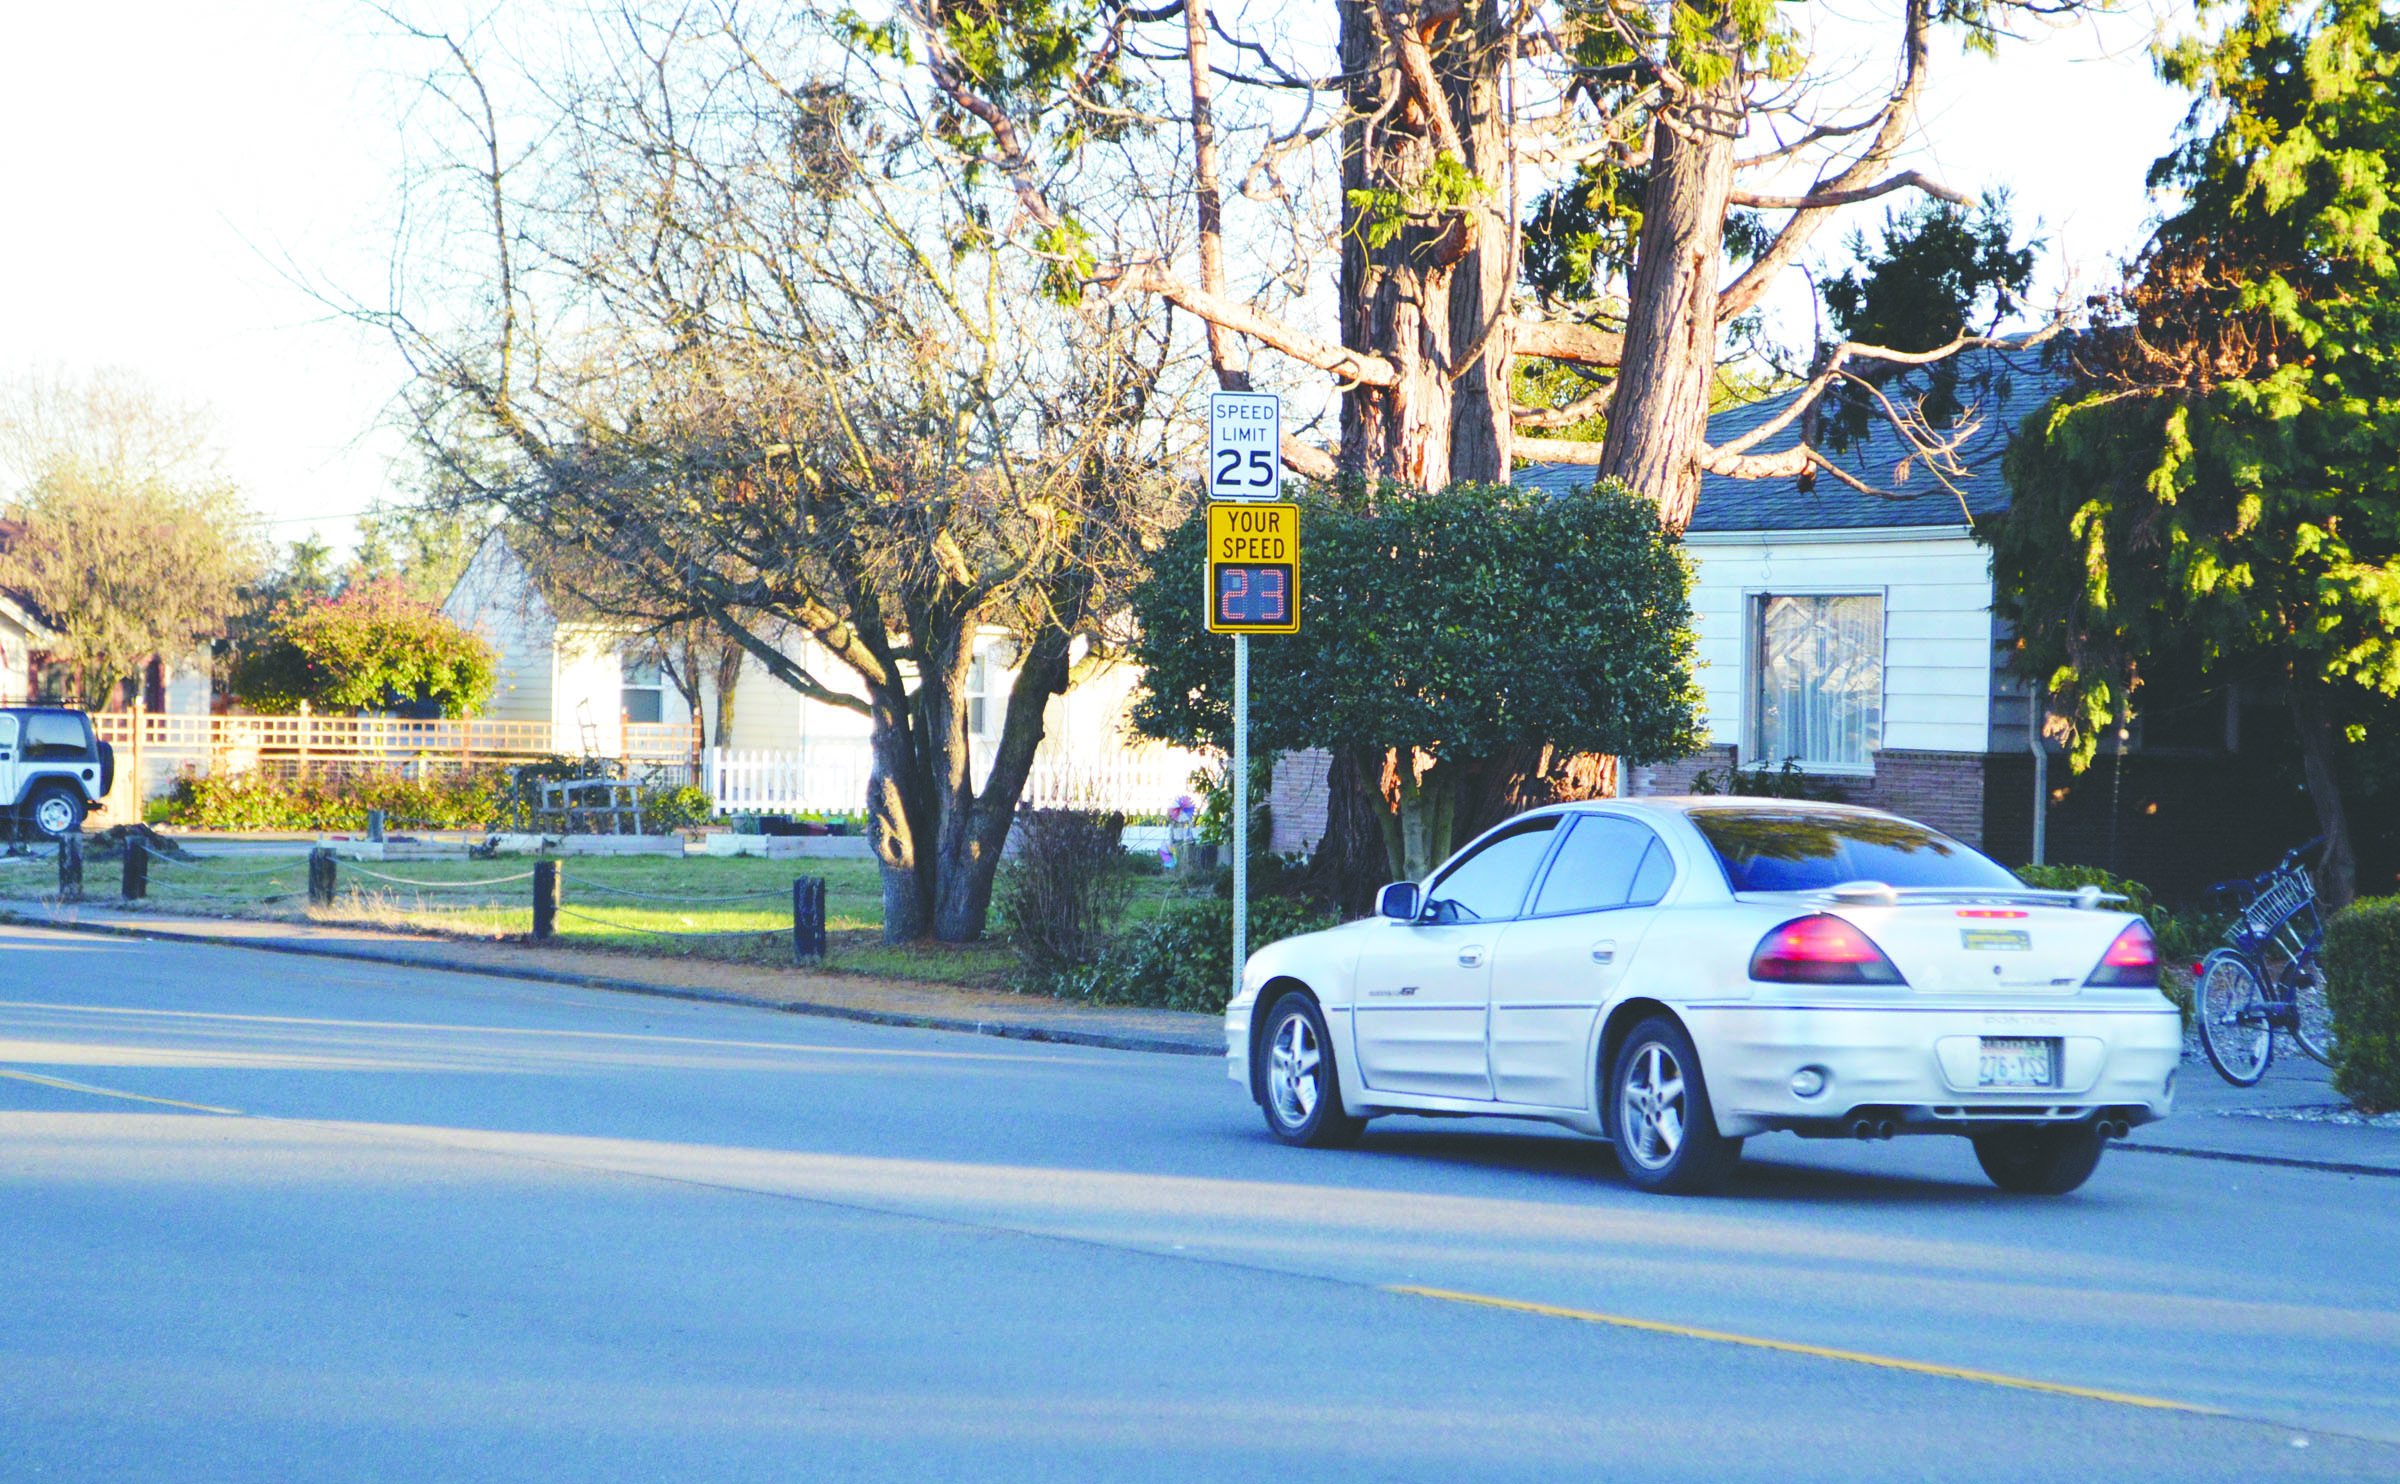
0;1067;244;1117
1386;1285;2217;1414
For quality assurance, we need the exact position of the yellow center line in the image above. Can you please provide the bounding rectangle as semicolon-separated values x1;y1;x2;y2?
1385;1285;2217;1414
0;1067;245;1117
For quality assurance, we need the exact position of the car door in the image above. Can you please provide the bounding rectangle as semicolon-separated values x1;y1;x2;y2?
0;715;16;806
1351;816;1562;1101
1486;814;1678;1107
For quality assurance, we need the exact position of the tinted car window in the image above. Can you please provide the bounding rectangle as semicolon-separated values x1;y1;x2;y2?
1690;808;2020;892
0;716;17;751
1425;818;1559;922
21;712;90;762
1531;815;1658;916
1627;840;1675;906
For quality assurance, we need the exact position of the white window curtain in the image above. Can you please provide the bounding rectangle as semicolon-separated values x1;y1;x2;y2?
1753;594;1883;768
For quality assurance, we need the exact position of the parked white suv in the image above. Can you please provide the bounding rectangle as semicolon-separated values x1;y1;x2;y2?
0;707;112;840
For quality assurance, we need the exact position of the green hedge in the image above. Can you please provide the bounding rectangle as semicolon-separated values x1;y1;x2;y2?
1034;896;1337;1015
2324;896;2400;1114
153;769;715;836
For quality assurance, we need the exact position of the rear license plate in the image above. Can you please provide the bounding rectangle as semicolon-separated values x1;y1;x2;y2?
1961;928;2031;951
1978;1037;2056;1088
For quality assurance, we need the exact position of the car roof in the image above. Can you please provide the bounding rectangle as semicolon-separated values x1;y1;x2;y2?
1547;796;1901;820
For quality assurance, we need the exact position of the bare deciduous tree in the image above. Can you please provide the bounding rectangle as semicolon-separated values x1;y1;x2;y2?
366;6;1193;942
0;368;264;706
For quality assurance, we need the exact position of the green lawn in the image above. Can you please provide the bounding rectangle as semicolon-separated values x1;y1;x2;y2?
3;849;1207;989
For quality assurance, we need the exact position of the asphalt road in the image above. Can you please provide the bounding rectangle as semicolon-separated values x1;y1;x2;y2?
2;921;2395;1482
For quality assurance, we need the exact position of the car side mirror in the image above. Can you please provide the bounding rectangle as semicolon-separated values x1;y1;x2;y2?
1376;882;1421;921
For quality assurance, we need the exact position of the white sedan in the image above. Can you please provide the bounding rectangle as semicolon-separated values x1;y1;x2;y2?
1225;798;2181;1194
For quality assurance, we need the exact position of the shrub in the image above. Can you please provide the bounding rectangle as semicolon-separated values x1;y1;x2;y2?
999;810;1133;975
2324;897;2400;1114
1042;895;1338;1014
153;766;713;835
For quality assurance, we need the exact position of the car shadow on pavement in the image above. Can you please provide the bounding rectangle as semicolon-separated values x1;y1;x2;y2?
1351;1120;2046;1208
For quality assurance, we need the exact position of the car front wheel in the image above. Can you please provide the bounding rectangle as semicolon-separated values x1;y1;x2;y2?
1609;1016;1742;1195
1258;992;1366;1149
23;783;86;841
1973;1124;2106;1195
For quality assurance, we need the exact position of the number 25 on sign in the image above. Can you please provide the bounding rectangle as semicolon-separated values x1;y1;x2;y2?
1206;502;1299;634
1207;391;1281;500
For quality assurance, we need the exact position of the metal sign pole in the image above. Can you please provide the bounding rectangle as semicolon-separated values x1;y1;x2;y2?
1232;631;1248;1002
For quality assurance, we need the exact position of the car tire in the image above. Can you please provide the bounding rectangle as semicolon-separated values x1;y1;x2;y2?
1972;1124;2106;1195
1257;992;1366;1149
1608;1016;1743;1195
22;782;87;842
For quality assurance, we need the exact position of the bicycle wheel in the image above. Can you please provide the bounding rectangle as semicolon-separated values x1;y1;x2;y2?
2290;960;2339;1066
2196;950;2274;1086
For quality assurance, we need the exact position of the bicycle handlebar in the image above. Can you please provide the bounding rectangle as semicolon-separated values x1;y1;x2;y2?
2205;837;2327;900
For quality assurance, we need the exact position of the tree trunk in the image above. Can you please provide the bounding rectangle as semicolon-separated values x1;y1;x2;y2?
2289;678;2357;908
1336;0;1514;490
1597;40;1745;529
712;641;741;751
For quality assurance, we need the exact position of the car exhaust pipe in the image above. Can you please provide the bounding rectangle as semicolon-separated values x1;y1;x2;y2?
1851;1119;1876;1140
2098;1118;2130;1140
1875;1119;1897;1141
1850;1117;1898;1141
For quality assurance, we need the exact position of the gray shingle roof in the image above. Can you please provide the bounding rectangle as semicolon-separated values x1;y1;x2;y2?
1516;345;2074;533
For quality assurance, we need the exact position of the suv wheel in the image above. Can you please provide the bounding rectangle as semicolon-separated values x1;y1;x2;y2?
23;782;87;841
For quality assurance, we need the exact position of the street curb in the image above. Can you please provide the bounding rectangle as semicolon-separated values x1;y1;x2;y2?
0;908;1222;1060
2114;1139;2400;1179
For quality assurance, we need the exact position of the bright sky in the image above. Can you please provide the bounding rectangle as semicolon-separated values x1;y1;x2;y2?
0;1;2190;560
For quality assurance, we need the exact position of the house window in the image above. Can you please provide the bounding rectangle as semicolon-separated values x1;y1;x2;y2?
621;652;665;726
1751;593;1883;770
965;649;994;739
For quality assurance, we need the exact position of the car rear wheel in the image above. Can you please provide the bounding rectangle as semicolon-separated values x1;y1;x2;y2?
1973;1124;2106;1195
1258;992;1366;1149
22;782;86;841
1608;1016;1742;1195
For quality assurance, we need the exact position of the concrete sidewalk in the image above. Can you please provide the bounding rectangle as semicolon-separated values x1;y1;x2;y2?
0;898;1221;1057
4;896;2393;1176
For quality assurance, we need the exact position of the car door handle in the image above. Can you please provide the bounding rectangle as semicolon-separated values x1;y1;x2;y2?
1457;946;1485;967
1590;940;1617;965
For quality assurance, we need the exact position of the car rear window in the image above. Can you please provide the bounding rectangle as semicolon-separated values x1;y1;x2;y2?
1688;808;2021;893
20;711;91;761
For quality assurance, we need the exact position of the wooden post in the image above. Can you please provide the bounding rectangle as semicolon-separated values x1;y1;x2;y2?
791;876;826;964
127;696;146;829
533;858;560;942
308;847;336;907
122;836;148;900
57;830;83;903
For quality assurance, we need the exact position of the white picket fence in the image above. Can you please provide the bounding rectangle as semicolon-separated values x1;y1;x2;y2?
704;742;1208;816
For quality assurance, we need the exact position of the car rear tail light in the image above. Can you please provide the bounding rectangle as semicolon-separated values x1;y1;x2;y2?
1749;915;1906;985
2088;921;2159;987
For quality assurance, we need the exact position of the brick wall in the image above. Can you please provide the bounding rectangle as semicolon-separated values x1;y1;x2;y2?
1629;744;1986;847
1626;745;1738;796
1270;749;1333;856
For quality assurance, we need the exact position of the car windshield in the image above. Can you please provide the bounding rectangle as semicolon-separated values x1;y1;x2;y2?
1688;808;2021;893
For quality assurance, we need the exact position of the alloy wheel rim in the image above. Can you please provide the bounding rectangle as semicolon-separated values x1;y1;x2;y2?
1619;1041;1687;1170
33;796;75;835
1267;1011;1321;1129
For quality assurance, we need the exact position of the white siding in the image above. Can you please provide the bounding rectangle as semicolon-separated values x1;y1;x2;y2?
552;624;623;756
440;532;559;726
1683;529;1997;757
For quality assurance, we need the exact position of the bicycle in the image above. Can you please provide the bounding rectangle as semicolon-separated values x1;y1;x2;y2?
2193;837;2339;1086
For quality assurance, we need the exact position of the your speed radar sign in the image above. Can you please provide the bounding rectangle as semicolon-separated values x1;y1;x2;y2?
1205;502;1299;634
1207;391;1281;500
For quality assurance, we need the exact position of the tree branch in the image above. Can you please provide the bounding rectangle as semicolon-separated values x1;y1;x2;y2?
1728;169;1969;212
1106;264;1402;386
1515;319;1625;366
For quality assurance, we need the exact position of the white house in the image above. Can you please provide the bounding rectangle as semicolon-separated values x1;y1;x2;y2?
440;530;1207;808
1514;350;2062;853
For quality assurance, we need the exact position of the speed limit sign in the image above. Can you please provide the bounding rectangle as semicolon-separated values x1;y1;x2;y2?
1207;391;1281;501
